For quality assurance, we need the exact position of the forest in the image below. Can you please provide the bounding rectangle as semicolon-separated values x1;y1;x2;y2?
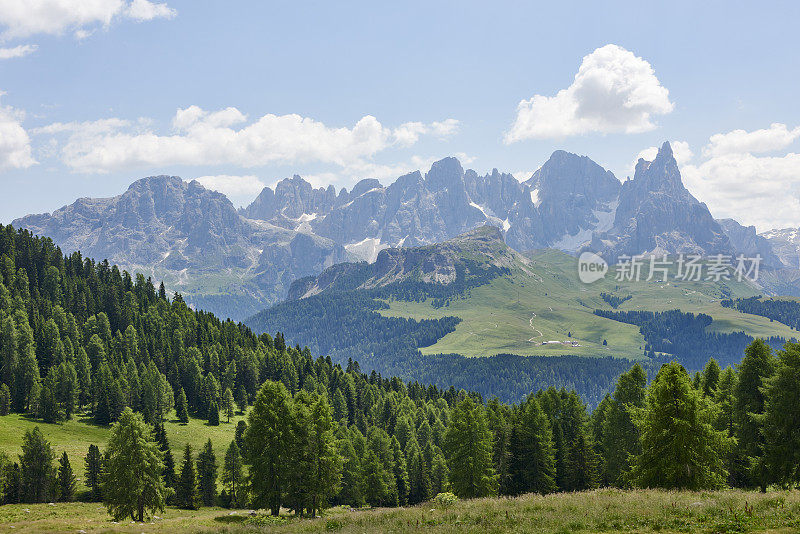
0;223;799;523
594;308;791;370
722;296;800;330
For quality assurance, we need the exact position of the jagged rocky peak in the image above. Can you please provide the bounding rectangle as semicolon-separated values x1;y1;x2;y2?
630;141;685;194
526;150;620;203
243;174;337;221
424;156;465;191
718;219;784;269
350;178;384;198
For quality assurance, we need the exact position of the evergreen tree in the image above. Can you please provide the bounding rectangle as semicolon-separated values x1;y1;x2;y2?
762;342;800;488
430;451;449;495
306;396;342;516
176;444;200;510
733;338;775;490
510;396;556;494
57;451;76;502
337;433;364;507
222;440;244;508
3;462;21;504
244;380;293;515
630;362;730;490
0;383;10;415
222;387;235;423
565;431;600;491
38;372;60;423
84;444;103;502
443;397;498;498
601;363;646;486
207;399;220;426
196;439;218;507
701;358;721;397
102;408;168;522
19;427;55;503
175;388;189;424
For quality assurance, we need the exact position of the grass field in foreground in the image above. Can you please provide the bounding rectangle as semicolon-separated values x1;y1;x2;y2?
0;489;798;533
380;249;797;360
0;410;248;484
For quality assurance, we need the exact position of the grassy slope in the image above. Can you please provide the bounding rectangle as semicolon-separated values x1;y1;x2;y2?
0;489;798;533
0;410;248;484
380;249;797;360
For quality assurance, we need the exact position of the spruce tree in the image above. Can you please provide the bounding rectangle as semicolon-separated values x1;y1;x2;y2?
57;452;76;502
443;397;498;498
307;396;342;516
601;363;646;486
84;444;103;501
762;342;800;488
222;440;244;508
19;426;55;503
565;431;600;491
222;387;234;423
176;444;200;510
244;380;293;515
196;439;218;507
701;358;721;398
510;396;556;494
175;388;189;424
0;383;10;415
207;400;220;426
630;362;730;490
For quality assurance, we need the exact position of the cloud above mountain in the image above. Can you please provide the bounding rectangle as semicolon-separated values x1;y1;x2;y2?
675;124;800;231
505;44;674;142
0;96;35;171
38;106;460;174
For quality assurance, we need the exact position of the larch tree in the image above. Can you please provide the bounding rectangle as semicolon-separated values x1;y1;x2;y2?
196;439;218;507
102;408;168;522
443;397;498;498
222;439;244;508
761;343;800;488
176;444;200;510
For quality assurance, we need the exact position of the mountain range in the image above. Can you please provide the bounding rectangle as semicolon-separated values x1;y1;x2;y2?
13;142;800;320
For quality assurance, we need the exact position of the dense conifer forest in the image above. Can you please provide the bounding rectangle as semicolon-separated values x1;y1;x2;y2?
722;296;800;330
1;223;800;522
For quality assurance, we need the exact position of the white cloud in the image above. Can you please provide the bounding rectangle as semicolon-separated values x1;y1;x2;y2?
125;0;176;21
0;96;35;170
0;43;36;59
703;123;800;157
505;44;674;142
192;174;266;205
0;0;175;40
40;107;459;173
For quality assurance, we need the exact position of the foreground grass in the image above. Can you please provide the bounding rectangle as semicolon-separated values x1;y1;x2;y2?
1;489;799;533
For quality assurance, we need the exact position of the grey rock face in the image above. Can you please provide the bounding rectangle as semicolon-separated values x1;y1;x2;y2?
760;227;800;269
596;142;734;263
718;219;784;269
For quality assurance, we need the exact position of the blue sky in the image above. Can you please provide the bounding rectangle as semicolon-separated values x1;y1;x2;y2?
1;0;799;231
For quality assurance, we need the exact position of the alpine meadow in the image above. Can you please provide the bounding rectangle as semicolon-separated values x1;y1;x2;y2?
2;2;800;533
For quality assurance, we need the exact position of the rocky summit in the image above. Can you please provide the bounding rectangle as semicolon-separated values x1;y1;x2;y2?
12;143;795;320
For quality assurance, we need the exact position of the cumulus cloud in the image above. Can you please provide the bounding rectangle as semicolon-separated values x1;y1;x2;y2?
0;96;35;170
659;124;800;232
703;123;800;157
39;106;460;174
0;43;36;59
505;44;674;142
0;0;175;40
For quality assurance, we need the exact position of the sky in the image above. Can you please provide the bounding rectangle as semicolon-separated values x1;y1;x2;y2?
0;0;799;232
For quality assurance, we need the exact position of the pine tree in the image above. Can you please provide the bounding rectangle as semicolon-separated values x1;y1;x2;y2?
84;444;103;501
196;439;218;507
761;342;800;488
102;408;168;522
207;400;220;426
222;440;244;508
565;431;600;491
222;387;235;423
19;427;55;503
0;383;10;415
733;338;775;490
701;358;721;397
630;362;731;490
510;396;556;494
443;397;498;498
176;444;200;510
175;388;189;424
244;380;293;515
57;451;76;502
601;363;646;486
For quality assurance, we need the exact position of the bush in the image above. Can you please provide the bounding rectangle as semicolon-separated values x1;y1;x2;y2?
432;492;458;507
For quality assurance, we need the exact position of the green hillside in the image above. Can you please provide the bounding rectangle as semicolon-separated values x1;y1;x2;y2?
380;248;795;360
